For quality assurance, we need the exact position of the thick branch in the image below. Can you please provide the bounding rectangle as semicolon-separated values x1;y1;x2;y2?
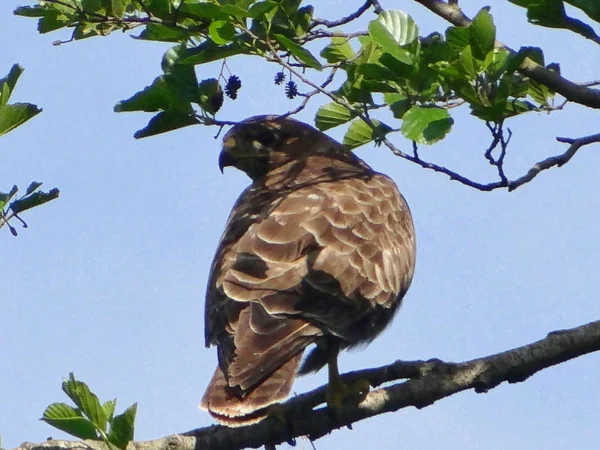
413;0;600;109
14;319;600;450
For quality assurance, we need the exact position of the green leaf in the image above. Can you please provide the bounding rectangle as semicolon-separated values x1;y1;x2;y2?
0;103;42;137
182;41;244;65
0;185;19;210
446;26;470;51
61;373;107;433
146;0;172;19
208;20;236;45
315;102;354;131
459;45;477;78
178;2;228;20
111;0;127;17
221;4;250;18
42;403;99;440
274;34;323;70
134;110;199;139
37;8;74;34
376;10;419;46
135;23;190;42
115;76;189;112
343;118;391;149
527;0;567;27
0;64;24;106
248;1;278;19
368;20;413;65
384;93;411;119
107;403;137;450
13;5;47;17
320;37;355;63
82;0;102;13
25;181;43;195
470;8;496;59
401;105;454;144
103;399;117;422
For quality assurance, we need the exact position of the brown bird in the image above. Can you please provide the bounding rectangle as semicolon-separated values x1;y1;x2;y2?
201;115;416;426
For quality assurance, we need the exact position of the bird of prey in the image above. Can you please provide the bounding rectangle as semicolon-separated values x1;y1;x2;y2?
201;115;416;426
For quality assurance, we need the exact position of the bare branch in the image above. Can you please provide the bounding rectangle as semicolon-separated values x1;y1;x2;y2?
380;131;600;192
310;0;374;29
413;0;600;109
14;320;600;450
508;132;600;191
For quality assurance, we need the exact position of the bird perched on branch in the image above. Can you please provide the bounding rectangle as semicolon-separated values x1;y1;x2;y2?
201;115;416;426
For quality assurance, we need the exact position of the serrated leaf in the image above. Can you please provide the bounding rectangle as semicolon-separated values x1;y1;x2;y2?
459;45;477;78
320;37;355;63
0;103;42;137
446;26;470;51
377;10;419;45
61;373;107;433
470;8;496;59
274;34;322;70
134;110;199;139
401;105;453;144
343;118;391;149
315;102;354;131
107;403;137;450
42;403;99;440
368;20;413;65
103;399;117;422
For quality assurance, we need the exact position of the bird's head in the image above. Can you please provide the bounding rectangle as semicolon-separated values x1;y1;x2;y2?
218;115;339;181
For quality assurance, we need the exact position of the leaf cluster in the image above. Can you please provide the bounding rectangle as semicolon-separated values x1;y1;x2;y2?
0;64;59;236
42;373;137;450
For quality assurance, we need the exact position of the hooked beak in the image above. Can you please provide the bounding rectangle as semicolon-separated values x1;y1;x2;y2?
218;135;238;173
218;150;237;174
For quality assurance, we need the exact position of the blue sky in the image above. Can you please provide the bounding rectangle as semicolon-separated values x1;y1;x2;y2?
2;1;599;449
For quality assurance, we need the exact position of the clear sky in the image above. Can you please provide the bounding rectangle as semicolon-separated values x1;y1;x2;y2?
2;1;599;449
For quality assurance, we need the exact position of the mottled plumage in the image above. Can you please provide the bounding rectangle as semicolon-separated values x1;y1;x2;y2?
201;115;416;425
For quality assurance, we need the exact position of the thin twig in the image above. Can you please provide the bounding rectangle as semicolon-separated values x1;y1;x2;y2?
310;0;374;29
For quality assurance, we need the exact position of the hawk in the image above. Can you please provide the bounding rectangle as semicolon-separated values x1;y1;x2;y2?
201;115;416;426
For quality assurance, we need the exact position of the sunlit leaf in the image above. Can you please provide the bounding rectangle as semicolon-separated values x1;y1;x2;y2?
343;118;391;149
42;403;99;440
315;102;354;131
401;105;453;144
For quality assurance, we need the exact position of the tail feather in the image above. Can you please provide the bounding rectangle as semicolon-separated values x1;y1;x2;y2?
200;353;303;426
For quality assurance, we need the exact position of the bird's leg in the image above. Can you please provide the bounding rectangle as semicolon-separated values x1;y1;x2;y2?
326;347;370;417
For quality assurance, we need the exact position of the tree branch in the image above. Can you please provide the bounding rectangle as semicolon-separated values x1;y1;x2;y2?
413;0;600;109
14;319;600;450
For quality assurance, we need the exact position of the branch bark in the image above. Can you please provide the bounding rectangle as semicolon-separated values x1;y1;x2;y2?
14;319;600;450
